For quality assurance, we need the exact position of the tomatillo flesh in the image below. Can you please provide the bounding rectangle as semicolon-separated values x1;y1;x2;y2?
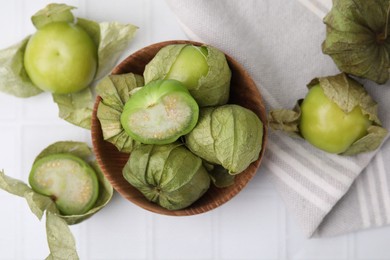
29;153;99;215
120;79;199;145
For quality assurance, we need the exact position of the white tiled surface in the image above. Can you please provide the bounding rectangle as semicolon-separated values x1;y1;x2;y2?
0;0;390;259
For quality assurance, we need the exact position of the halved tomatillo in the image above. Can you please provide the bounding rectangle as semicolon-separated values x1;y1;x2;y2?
29;153;99;215
120;79;199;145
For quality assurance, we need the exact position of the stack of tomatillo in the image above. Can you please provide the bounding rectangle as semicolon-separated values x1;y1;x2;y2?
96;44;264;210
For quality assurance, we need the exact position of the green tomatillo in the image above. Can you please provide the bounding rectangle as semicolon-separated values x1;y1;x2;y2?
165;45;209;89
185;104;264;174
144;44;231;106
29;153;99;215
122;143;210;210
24;21;98;94
120;79;199;145
299;85;372;154
269;73;388;155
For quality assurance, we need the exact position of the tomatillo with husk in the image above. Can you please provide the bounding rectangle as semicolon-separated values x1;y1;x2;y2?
185;104;264;175
144;44;231;106
322;0;390;84
120;79;199;145
122;143;210;210
269;73;388;155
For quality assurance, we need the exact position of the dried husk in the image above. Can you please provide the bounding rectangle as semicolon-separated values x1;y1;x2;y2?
122;143;211;210
268;73;388;155
322;0;390;84
96;73;144;153
185;105;263;174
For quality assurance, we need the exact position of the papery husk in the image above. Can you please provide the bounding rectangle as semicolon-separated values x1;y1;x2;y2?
185;105;263;174
122;143;211;210
268;103;303;138
143;44;231;106
96;73;144;153
322;0;390;84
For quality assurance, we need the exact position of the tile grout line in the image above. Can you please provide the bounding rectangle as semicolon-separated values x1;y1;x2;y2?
16;1;25;259
280;196;288;260
79;0;89;253
212;210;220;259
146;213;155;260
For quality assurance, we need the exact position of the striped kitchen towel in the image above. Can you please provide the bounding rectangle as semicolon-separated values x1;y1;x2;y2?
165;0;390;237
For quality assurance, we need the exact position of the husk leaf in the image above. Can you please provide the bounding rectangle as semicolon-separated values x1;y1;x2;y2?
185;105;263;175
268;103;303;138
96;73;144;153
31;3;75;29
123;143;210;210
0;37;43;97
322;0;390;84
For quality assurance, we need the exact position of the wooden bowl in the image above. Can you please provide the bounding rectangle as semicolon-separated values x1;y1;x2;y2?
91;40;268;216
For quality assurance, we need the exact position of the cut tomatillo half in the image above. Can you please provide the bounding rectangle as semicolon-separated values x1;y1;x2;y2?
120;79;199;145
29;153;99;215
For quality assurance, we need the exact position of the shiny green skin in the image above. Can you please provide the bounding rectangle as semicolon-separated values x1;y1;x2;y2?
120;79;199;145
299;85;372;154
29;153;99;215
165;45;209;90
24;22;97;94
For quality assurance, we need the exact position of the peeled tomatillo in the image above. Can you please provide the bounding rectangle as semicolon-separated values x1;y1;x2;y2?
299;85;372;154
24;22;98;94
165;45;209;90
120;79;199;145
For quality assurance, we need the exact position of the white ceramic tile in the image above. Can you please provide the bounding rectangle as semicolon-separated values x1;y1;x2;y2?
21;205;50;260
355;226;390;260
21;92;60;120
218;189;280;260
0;94;19;120
0;193;20;259
0;0;22;47
84;0;143;24
86;194;148;260
0;126;18;174
154;212;213;260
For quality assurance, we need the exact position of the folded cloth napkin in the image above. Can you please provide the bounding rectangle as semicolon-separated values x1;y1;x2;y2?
165;0;390;237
